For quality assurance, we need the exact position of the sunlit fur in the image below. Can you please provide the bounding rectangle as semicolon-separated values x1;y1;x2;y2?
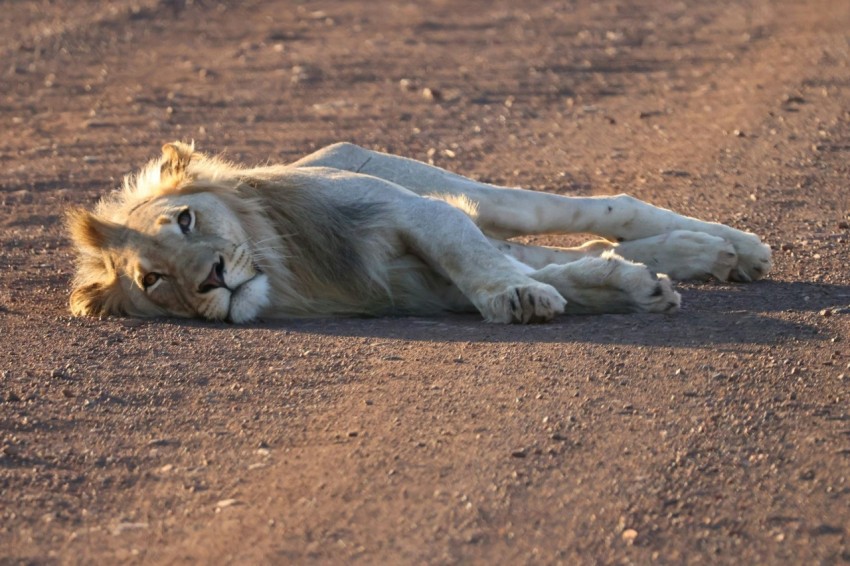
68;142;771;323
67;143;475;322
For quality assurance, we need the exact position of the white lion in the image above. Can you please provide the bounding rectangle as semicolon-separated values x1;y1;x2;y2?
67;142;771;323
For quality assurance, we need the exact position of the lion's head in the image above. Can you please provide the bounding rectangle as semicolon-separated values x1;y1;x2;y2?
67;142;272;323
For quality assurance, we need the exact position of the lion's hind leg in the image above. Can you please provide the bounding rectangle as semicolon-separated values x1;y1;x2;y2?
529;253;681;314
493;229;741;282
615;230;739;281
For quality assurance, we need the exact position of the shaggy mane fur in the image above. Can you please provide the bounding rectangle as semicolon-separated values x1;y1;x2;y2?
68;142;401;319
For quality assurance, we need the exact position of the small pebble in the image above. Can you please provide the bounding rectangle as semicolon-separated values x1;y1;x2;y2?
422;87;442;102
622;528;638;543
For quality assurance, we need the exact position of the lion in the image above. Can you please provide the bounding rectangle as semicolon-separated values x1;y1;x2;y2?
66;142;771;324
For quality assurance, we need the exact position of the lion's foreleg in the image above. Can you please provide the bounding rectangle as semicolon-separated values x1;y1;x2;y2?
396;198;565;323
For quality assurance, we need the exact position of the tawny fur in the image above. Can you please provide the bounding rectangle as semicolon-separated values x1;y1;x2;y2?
67;142;771;324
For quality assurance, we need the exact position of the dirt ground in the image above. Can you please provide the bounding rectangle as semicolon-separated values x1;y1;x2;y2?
1;0;849;563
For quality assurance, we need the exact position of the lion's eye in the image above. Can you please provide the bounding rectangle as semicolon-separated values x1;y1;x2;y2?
142;273;161;289
177;209;193;234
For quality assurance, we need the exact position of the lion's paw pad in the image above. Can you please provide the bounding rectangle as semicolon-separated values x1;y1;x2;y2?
481;283;566;324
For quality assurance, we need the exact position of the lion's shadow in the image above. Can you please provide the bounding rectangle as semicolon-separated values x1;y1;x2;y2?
176;280;850;347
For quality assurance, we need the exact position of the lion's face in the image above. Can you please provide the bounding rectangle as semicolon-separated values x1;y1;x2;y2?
69;190;270;323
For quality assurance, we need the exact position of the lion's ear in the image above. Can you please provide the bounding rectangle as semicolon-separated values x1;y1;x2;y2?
160;141;196;180
70;280;122;317
66;208;127;250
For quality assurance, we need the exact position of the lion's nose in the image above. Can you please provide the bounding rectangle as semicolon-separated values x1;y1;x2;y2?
198;256;227;293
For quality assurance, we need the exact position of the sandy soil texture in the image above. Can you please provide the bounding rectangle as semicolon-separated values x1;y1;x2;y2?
1;0;849;563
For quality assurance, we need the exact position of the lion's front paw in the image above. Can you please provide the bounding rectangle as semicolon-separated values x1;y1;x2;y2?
477;282;567;324
725;231;772;282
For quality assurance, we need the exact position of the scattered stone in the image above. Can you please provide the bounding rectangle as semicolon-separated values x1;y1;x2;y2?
159;464;174;473
780;242;794;251
62;388;75;398
820;309;832;317
422;87;442;102
83;119;113;129
6;391;21;402
290;65;320;84
510;449;527;458
733;129;745;137
838;221;849;230
2;444;20;457
810;524;844;536
659;169;690;177
347;431;359;437
216;498;241;509
621;528;638;543
638;110;663;119
399;78;416;91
